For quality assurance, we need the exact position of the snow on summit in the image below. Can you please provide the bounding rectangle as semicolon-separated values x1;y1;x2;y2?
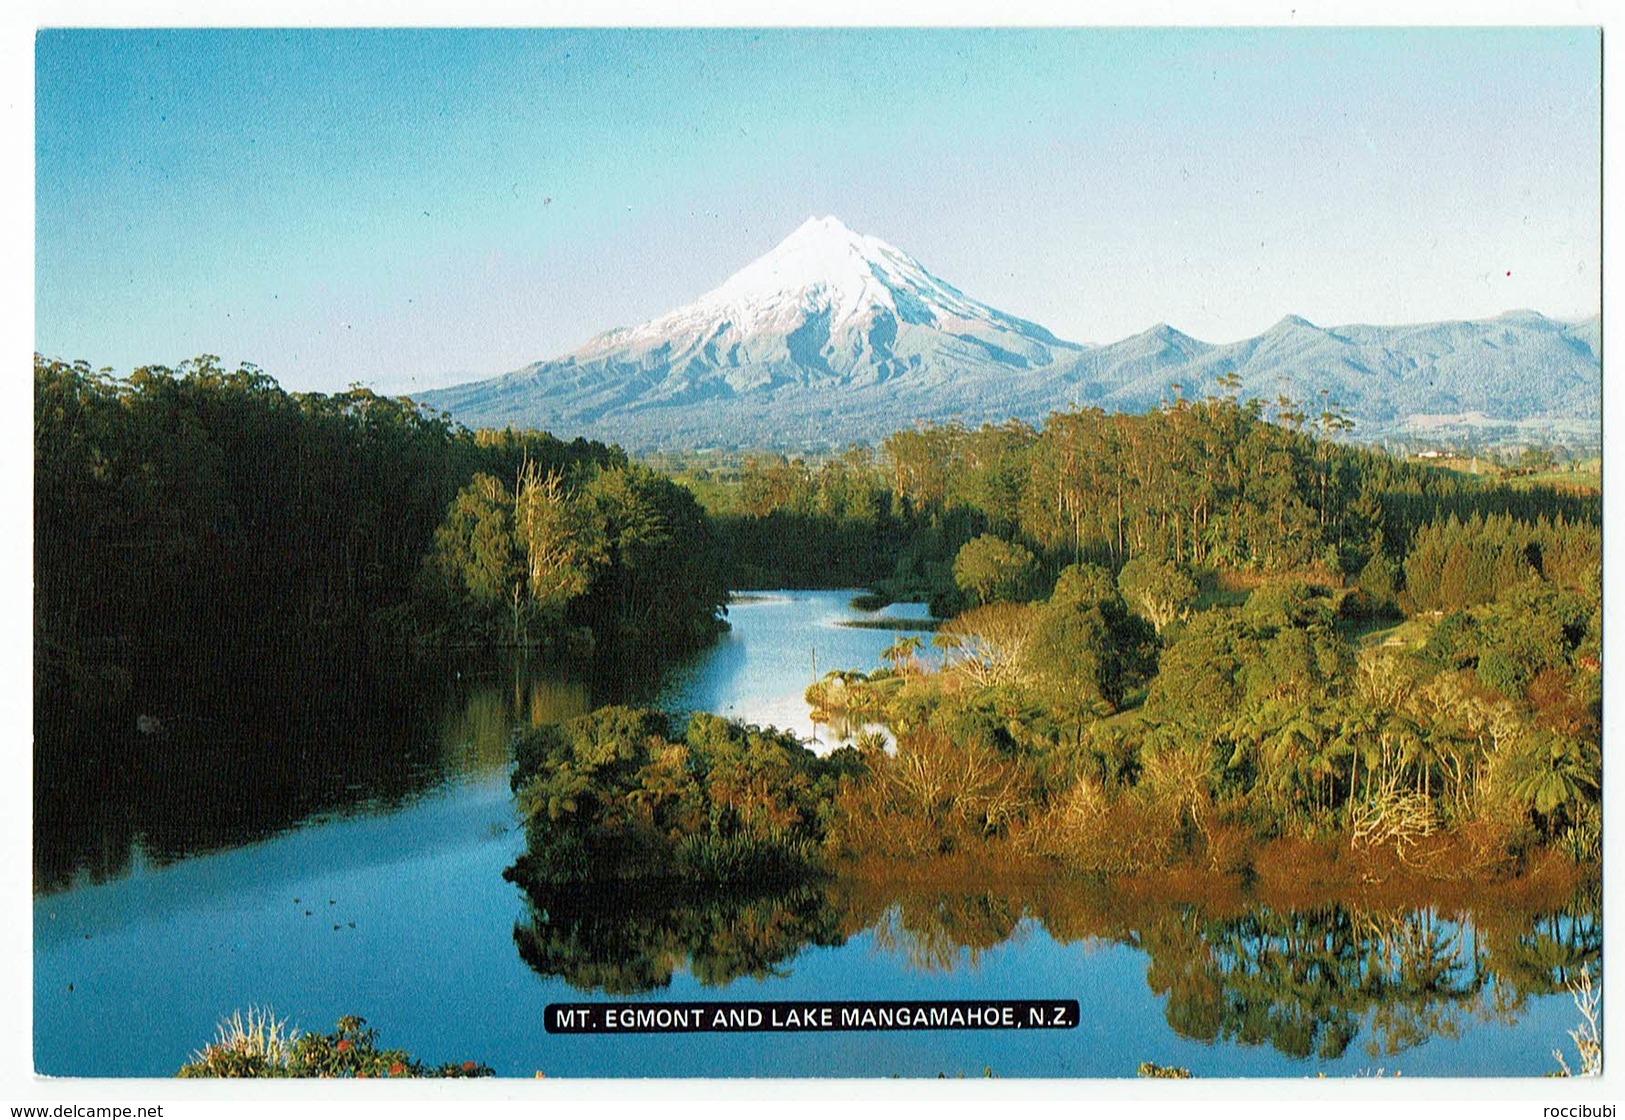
689;215;1018;335
576;214;1070;363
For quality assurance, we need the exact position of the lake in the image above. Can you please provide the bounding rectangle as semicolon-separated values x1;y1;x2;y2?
33;590;1597;1078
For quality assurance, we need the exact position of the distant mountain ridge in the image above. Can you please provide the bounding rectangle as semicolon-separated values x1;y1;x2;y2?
419;217;1600;450
1059;310;1600;428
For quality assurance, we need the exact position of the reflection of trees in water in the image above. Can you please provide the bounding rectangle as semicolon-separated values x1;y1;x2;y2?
1104;896;1594;1062
34;681;451;893
35;652;597;894
435;665;591;777
867;893;1026;973
810;710;892;751
512;879;847;995
1483;904;1602;1006
1143;905;1497;1060
512;870;1599;1066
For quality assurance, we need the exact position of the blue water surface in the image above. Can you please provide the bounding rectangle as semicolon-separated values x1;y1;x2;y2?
34;591;1592;1079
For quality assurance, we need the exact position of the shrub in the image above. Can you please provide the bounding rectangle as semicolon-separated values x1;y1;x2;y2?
1137;1061;1193;1078
1017;778;1181;873
828;732;1040;858
179;1013;492;1079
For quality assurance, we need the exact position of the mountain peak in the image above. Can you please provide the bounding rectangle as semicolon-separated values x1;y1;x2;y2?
724;214;903;307
535;214;1078;404
1494;308;1551;324
423;233;1599;450
590;215;1064;349
1270;313;1319;332
782;213;863;246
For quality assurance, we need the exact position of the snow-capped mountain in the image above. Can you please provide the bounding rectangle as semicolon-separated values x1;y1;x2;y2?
419;216;1086;448
574;215;1074;380
420;218;1600;450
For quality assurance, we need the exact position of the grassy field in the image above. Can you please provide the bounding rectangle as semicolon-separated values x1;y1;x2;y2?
1407;454;1600;494
1513;457;1601;493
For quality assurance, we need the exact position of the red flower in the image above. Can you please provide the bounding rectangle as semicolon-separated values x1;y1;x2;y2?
461;1060;478;1072
389;1062;406;1076
335;1039;354;1054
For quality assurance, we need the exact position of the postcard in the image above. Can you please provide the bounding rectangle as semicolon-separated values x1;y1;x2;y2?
20;15;1609;1108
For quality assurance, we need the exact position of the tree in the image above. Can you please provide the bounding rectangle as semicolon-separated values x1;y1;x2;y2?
1499;731;1599;833
952;534;1038;605
576;464;730;656
881;635;925;674
1024;564;1156;723
935;603;1038;687
430;474;524;628
1117;554;1199;634
514;463;598;623
1049;562;1121;612
1144;612;1247;736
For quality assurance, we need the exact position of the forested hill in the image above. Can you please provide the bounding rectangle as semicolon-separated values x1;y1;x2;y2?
34;355;729;729
684;402;1600;607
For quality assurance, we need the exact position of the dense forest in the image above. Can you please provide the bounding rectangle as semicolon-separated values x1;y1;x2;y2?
35;355;729;731
670;398;1598;611
509;397;1602;895
34;354;732;883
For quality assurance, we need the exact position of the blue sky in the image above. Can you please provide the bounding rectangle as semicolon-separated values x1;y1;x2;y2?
35;27;1601;394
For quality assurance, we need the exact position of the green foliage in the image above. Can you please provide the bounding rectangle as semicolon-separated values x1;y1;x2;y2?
1413;578;1594;713
1023;564;1157;724
577;464;731;657
41;353;1602;875
1356;546;1401;614
34;354;627;721
1241;581;1335;633
430;473;524;608
705;448;922;589
1049;562;1120;611
1400;513;1598;614
1143;612;1247;734
427;459;728;656
1497;731;1599;833
580;404;1599;865
508;709;856;888
953;534;1039;605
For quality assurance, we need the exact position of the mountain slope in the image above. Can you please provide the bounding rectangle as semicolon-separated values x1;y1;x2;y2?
420;219;1599;450
1057;311;1600;432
